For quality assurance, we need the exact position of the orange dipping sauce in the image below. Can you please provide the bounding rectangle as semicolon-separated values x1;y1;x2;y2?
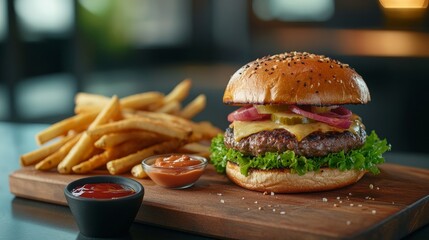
143;154;207;189
153;155;202;168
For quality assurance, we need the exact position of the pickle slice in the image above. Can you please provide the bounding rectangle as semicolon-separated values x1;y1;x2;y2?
254;105;290;114
271;112;311;125
310;106;338;113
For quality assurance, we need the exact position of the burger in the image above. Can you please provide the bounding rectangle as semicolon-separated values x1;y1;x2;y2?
210;51;390;193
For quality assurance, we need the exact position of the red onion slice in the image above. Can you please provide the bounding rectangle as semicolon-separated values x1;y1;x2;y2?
319;106;352;119
289;105;352;129
227;106;270;122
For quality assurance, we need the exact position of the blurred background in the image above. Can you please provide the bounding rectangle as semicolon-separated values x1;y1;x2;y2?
0;0;428;153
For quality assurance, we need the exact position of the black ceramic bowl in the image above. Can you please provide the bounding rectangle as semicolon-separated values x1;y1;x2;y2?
64;175;144;238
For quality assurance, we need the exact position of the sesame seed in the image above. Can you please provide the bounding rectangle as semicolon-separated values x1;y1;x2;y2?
337;197;341;200
273;209;276;212
217;193;222;196
220;199;225;203
372;210;377;214
358;204;363;207
258;207;262;210
280;211;286;215
334;204;338;207
339;200;343;204
254;201;258;204
369;184;374;189
350;204;354;207
322;198;328;202
271;192;275;196
376;187;380;190
346;221;351;225
349;193;352;196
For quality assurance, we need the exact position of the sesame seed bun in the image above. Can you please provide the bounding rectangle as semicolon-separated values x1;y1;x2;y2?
226;161;366;193
223;52;370;106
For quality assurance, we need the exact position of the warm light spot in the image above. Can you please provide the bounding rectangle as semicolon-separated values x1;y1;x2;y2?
379;0;428;8
273;28;429;57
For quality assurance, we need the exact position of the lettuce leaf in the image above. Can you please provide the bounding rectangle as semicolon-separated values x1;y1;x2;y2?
210;131;391;176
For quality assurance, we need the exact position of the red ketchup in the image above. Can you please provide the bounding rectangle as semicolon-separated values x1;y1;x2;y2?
72;183;135;199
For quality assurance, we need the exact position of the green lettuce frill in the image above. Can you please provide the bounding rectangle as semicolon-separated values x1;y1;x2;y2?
210;131;391;176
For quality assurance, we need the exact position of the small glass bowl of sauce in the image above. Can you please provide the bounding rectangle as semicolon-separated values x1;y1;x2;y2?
64;176;144;238
142;154;208;189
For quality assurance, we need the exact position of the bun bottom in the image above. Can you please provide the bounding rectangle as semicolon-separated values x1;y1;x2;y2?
226;161;366;193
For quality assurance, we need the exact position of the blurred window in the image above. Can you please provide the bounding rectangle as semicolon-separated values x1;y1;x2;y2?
15;0;73;40
78;0;191;48
0;0;6;40
253;0;334;22
123;0;191;47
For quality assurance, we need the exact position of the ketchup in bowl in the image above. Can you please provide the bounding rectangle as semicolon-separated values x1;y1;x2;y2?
64;176;144;238
72;183;136;199
142;154;208;189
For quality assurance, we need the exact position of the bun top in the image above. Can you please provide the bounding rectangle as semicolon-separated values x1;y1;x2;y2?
223;52;370;105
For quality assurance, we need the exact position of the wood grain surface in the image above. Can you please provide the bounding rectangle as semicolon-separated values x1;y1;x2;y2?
9;163;429;239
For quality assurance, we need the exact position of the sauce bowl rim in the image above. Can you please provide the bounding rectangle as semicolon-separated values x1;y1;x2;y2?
141;153;208;171
64;175;144;202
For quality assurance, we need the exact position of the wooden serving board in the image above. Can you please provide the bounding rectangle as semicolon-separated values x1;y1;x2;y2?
9;163;429;239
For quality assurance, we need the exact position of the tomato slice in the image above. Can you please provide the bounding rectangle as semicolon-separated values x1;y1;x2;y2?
289;105;352;129
227;106;270;122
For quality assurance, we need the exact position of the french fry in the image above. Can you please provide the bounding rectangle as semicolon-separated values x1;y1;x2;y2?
125;110;221;141
21;134;75;166
58;96;121;174
73;137;165;174
120;92;164;110
75;104;106;115
149;79;191;111
36;111;98;145
155;100;181;115
179;94;206;119
192;121;223;140
180;142;210;154
124;110;194;131
75;92;164;113
35;134;81;170
131;164;148;179
87;118;192;140
107;140;183;175
94;131;161;149
164;79;191;103
75;92;109;108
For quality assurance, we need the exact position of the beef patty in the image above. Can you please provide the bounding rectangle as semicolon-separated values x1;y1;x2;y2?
224;126;366;157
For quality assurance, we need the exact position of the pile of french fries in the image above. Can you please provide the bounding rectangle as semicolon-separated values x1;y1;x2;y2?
20;79;222;178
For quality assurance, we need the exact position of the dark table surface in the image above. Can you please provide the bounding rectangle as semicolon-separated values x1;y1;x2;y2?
1;122;429;240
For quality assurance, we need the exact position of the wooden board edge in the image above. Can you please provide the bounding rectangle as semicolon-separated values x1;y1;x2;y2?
9;171;68;206
352;195;429;240
134;204;326;240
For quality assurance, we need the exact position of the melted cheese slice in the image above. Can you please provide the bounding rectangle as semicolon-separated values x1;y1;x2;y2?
232;119;363;142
